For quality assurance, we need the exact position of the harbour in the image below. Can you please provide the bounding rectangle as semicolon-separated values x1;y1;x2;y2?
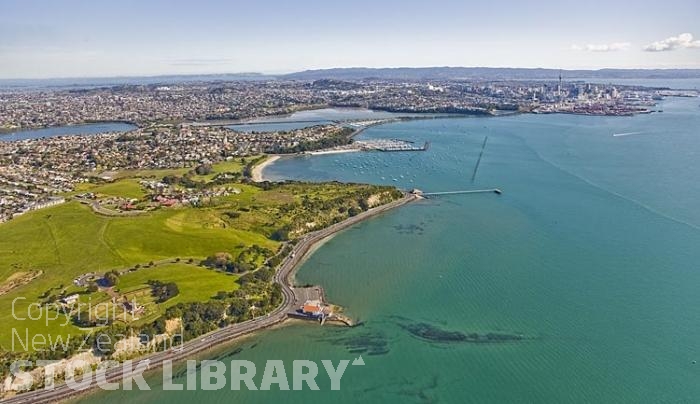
182;95;700;403
356;139;430;152
69;97;700;404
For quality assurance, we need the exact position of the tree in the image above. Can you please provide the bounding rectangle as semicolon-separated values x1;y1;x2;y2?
148;280;179;303
202;252;233;269
270;226;290;241
195;164;213;176
227;298;248;320
103;271;120;287
162;175;178;185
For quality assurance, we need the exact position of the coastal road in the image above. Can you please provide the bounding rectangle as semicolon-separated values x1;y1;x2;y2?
2;194;416;404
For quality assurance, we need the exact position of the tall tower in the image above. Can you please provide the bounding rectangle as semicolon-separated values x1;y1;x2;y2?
555;70;564;105
558;70;562;98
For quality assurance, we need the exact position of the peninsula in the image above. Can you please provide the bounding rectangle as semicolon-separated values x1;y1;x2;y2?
0;178;416;403
0;148;411;400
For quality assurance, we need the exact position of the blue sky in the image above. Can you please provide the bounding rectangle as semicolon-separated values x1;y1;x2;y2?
1;0;699;78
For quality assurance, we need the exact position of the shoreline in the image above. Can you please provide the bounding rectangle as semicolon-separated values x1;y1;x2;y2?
251;148;361;182
250;155;280;182
3;193;417;404
305;148;361;156
0;120;140;136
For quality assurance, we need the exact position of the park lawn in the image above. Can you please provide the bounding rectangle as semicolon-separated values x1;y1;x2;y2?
117;263;239;303
112;155;260;182
0;202;127;349
112;167;191;180
216;183;264;205
107;208;278;263
112;264;239;326
0;202;129;295
74;178;146;200
190;158;251;181
0;201;273;350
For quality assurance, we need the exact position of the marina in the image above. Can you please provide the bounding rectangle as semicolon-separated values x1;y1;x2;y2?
355;139;430;152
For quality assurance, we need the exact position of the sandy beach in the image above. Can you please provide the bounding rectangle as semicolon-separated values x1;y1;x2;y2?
251;155;280;182
252;150;359;181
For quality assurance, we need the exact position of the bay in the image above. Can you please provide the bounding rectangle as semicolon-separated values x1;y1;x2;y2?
80;96;700;403
0;122;137;142
227;108;416;132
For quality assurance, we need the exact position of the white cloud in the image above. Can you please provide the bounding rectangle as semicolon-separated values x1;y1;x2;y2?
571;42;631;52
643;33;700;52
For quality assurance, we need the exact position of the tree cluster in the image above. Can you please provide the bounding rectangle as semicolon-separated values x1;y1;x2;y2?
148;280;180;303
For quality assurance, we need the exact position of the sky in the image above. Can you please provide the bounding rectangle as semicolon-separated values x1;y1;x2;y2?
1;0;699;79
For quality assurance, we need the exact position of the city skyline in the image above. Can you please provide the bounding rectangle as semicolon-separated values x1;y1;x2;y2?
1;0;700;79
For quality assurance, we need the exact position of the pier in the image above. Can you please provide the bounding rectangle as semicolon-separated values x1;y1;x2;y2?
418;188;502;197
287;285;354;326
471;135;488;183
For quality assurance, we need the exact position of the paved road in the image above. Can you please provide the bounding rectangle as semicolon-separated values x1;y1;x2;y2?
1;194;416;403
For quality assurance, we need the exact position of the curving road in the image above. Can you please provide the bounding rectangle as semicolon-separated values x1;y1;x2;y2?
1;194;416;404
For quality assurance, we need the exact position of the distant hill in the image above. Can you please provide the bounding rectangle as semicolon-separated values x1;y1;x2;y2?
0;73;269;91
283;67;700;81
3;67;700;91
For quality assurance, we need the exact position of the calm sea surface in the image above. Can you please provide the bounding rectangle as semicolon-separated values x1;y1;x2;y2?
0;122;137;142
228;108;419;132
81;95;700;403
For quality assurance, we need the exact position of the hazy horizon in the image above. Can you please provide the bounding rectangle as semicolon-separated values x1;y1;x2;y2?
1;66;700;83
2;0;700;79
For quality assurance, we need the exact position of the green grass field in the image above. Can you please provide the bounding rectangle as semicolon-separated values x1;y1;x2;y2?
79;264;239;327
112;156;257;182
0;200;274;349
117;264;238;302
74;179;146;199
0;155;400;352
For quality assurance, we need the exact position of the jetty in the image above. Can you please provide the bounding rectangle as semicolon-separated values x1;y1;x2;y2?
288;285;354;326
471;135;488;183
417;188;502;197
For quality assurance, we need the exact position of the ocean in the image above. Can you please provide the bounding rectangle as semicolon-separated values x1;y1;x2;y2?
79;95;700;403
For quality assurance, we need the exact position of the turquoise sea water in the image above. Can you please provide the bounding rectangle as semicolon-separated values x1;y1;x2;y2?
81;96;700;403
